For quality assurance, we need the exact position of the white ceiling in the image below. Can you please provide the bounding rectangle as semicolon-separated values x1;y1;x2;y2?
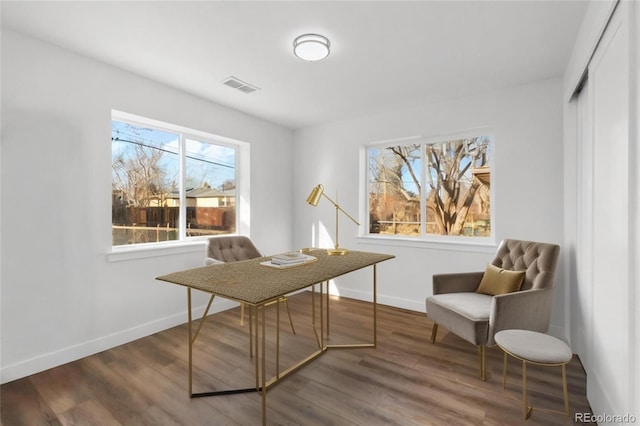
1;1;588;130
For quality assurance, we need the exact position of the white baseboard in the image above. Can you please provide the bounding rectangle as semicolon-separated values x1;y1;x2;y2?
588;371;622;423
0;299;238;384
377;294;426;313
325;286;425;313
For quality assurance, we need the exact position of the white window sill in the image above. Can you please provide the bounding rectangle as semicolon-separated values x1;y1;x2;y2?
107;240;207;262
356;235;497;254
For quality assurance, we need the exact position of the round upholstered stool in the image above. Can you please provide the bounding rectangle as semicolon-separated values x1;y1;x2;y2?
494;329;573;420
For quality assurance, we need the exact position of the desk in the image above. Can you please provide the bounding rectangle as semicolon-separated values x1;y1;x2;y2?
156;249;394;425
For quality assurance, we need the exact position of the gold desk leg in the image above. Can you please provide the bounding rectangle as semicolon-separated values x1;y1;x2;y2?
324;264;378;351
249;306;253;358
192;295;215;344
562;364;569;415
311;284;321;349
187;291;217;397
326;281;330;339
311;283;315;321
254;305;259;390
320;281;324;349
276;298;280;379
502;352;508;390
283;298;296;335
187;288;193;398
523;360;532;419
261;305;267;426
373;265;377;348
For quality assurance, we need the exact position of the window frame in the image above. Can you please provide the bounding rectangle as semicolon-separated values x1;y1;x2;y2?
109;110;250;259
361;131;496;247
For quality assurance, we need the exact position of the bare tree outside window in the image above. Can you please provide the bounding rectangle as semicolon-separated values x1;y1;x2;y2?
425;137;491;236
112;122;180;245
111;119;237;246
368;136;491;238
368;144;421;235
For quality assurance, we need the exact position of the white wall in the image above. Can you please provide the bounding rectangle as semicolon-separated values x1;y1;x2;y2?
292;79;566;337
0;29;294;383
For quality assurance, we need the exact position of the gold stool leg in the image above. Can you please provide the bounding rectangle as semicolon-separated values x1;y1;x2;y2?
240;303;245;326
562;364;569;415
523;360;532;419
502;352;508;390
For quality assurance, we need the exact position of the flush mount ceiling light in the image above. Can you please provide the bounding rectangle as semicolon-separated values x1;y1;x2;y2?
293;33;330;61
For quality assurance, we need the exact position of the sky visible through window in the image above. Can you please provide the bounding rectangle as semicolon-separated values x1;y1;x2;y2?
368;145;421;196
111;120;235;191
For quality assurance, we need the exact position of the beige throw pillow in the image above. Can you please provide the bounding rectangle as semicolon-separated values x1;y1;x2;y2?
476;264;525;296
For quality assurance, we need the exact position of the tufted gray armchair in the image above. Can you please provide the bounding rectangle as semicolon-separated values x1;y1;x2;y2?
425;239;560;380
205;236;295;333
205;235;262;264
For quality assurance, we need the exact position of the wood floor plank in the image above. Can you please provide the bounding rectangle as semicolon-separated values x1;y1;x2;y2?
106;348;243;426
1;292;595;425
56;399;122;426
0;378;61;426
290;355;434;426
27;364;93;416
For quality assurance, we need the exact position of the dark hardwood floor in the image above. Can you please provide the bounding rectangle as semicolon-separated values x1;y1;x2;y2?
1;292;594;425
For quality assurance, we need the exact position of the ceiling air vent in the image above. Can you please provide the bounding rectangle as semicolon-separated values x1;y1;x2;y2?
221;76;260;94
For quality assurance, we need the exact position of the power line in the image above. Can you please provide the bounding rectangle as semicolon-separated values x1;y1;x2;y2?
112;137;234;169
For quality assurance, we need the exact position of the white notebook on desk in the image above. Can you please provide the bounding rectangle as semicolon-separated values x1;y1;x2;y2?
261;252;317;268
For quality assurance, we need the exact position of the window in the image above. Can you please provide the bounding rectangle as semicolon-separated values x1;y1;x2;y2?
367;135;492;241
111;112;242;246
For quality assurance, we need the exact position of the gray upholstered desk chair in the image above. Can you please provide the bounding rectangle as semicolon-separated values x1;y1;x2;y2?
425;239;560;380
205;235;296;333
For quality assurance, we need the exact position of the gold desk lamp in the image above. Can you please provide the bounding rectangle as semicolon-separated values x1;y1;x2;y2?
306;184;360;256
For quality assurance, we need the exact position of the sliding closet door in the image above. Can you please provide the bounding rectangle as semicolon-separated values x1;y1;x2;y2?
574;81;593;372
586;1;631;414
